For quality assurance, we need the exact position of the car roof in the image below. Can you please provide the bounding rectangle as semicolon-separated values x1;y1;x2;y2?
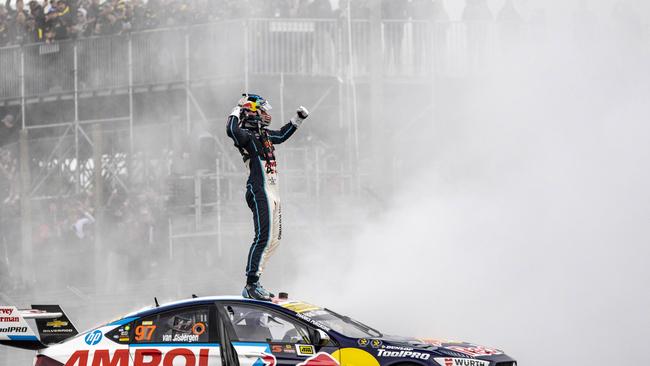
116;296;295;321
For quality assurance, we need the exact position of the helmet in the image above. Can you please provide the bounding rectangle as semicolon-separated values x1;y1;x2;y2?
239;93;272;128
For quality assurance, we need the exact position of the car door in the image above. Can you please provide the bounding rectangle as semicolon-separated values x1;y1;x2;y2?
219;302;339;366
129;305;222;365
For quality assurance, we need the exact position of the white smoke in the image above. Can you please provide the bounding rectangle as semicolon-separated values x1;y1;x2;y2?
280;3;650;366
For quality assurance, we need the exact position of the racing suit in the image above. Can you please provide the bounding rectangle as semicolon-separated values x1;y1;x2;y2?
226;108;300;285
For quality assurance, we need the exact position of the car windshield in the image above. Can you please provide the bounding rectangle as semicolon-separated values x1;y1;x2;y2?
302;308;382;338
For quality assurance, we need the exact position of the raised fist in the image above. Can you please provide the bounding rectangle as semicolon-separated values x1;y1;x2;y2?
297;106;309;120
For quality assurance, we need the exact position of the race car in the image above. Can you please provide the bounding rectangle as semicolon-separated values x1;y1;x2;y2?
0;296;517;366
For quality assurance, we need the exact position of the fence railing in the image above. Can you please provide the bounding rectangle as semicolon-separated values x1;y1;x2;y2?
0;19;507;100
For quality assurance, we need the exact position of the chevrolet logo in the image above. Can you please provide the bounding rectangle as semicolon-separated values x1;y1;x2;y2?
46;320;69;328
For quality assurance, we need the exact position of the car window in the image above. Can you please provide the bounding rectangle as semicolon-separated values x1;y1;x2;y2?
132;306;210;344
224;304;310;344
106;323;132;344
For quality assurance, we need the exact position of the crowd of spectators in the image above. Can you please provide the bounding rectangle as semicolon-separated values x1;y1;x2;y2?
0;0;336;47
0;114;19;210
0;0;647;48
0;0;458;47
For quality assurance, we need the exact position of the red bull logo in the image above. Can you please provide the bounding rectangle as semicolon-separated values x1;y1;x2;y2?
252;352;276;366
297;352;339;366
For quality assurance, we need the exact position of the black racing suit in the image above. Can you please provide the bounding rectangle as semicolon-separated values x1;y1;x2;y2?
226;110;299;284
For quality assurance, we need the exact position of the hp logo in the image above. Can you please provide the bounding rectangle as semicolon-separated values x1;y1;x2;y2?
84;330;103;346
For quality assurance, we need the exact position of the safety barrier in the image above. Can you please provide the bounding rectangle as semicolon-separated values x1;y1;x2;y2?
0;46;21;99
247;19;340;76
77;35;129;91
0;19;509;101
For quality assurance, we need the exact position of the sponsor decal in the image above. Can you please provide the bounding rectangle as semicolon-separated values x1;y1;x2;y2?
382;345;413;351
0;308;19;324
302;310;329;318
46;320;69;328
377;348;430;360
135;325;156;342
108;325;131;344
447;345;502;357
84;330;103;346
370;339;382;348
297;352;339;366
66;348;215;366
0;326;28;333
296;344;315;356
192;322;206;336
281;302;321;314
163;333;199;342
358;338;369;347
294;313;331;331
434;358;490;366
271;344;297;354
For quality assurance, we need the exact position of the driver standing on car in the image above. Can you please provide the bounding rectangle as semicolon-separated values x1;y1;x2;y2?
226;93;309;301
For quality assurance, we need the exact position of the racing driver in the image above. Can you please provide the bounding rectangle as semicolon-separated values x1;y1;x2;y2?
226;93;309;301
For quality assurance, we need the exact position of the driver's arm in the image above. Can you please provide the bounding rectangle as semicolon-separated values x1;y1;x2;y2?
226;107;251;147
268;106;309;144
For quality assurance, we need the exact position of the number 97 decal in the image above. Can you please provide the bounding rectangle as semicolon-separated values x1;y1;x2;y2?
135;325;157;341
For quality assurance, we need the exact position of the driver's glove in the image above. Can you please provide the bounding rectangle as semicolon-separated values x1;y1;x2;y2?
290;106;309;127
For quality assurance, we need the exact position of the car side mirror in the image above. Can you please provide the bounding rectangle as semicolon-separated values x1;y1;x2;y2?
314;329;331;347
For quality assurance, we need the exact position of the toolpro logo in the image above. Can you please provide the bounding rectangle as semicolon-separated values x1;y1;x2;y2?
84;330;102;346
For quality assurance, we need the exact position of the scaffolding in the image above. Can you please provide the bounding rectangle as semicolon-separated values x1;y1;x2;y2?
0;18;504;284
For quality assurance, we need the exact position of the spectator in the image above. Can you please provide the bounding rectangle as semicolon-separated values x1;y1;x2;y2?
93;3;121;35
86;0;101;23
462;0;493;21
28;0;46;42
382;0;409;73
310;0;335;73
309;0;333;18
0;7;11;46
0;148;18;205
72;210;95;239
497;0;522;23
337;0;370;19
463;0;493;73
432;0;449;22
497;0;524;48
410;0;434;20
431;0;450;74
409;0;435;74
45;0;74;40
11;2;31;44
0;114;18;147
266;0;291;18
70;7;92;38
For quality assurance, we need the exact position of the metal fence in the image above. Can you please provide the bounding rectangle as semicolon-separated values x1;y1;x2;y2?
0;19;507;101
